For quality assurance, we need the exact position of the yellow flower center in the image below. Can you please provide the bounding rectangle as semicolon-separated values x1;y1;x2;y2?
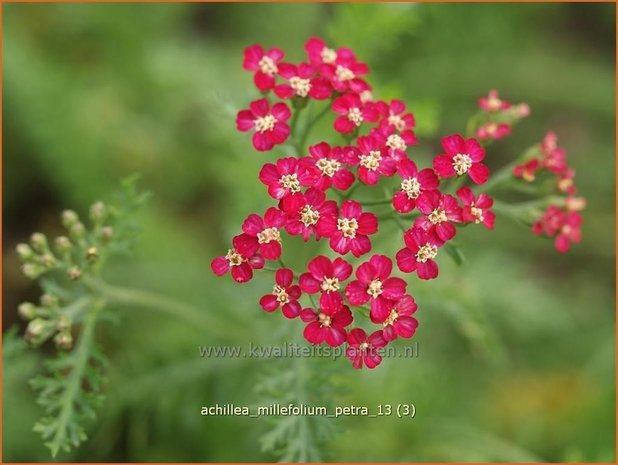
337;217;359;239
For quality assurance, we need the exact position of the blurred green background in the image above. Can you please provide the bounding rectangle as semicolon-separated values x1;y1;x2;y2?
3;2;615;462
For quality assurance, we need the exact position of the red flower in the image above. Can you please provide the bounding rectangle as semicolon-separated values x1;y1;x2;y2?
542;147;568;176
354;134;397;185
260;268;302;318
305;142;356;191
211;235;265;283
513;159;541;182
317;46;370;94
300;299;353;347
433;134;490;185
346;328;388;369
317;200;378;257
456;186;496;230
235;207;287;260
478;89;511;112
299;255;353;309
476;122;511;140
414;190;462;242
554;211;583;253
557;168;577;195
274;63;332;100
236;99;291;151
305;37;354;66
396;227;441;280
392;159;439;213
541;131;558;155
258;157;319;200
332;93;379;134
382;294;419;342
243;44;284;92
376;99;416;134
532;206;582;253
345;254;407;323
280;188;337;241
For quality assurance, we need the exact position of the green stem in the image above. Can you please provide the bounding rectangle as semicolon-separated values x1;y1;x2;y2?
48;301;101;457
298;101;332;152
85;278;236;337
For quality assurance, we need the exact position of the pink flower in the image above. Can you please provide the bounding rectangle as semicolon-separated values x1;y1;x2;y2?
305;142;356;191
236;99;291;151
396;227;441;280
243;44;284;92
258;157;319;200
211;235;265;283
259;268;302;318
382;294;418;342
456;186;496;230
318;47;370;93
476;122;511;140
280;188;337;241
433;134;490;185
305;37;354;66
392;159;440;213
541;131;558;154
376;99;416;134
354;134;397;185
554;211;583;253
478;89;511;112
235;207;287;260
513;159;541;182
345;254;407;323
317;200;378;257
532;206;583;253
300;299;353;347
557;168;577;195
414;190;462;242
299;255;353;309
542;147;568;175
274;63;332;100
332;93;379;134
346;328;388;369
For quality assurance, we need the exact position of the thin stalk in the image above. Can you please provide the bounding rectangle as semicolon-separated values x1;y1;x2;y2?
298;101;332;152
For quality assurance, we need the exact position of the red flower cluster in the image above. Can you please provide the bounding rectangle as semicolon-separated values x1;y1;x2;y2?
476;89;530;141
213;39;583;369
511;131;585;253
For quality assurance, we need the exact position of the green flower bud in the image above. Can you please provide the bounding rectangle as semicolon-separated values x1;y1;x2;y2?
30;233;48;253
86;246;99;262
55;236;73;253
40;253;57;268
25;318;55;346
101;226;113;242
90;201;107;223
22;263;43;279
40;294;59;308
18;302;37;320
16;243;34;261
56;315;71;331
54;331;73;350
69;222;86;241
61;209;79;228
67;266;82;280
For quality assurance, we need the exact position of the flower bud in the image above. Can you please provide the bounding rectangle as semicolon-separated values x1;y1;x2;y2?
61;209;79;228
22;263;43;279
69;222;86;241
30;233;48;253
54;331;73;350
67;266;82;280
90;201;107;224
25;318;55;346
40;253;57;268
16;243;34;261
40;294;59;308
18;302;37;320
566;196;586;212
55;236;73;253
101;226;113;242
56;315;71;331
86;247;99;262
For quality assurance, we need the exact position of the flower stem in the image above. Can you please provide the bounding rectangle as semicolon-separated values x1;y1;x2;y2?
298;101;332;152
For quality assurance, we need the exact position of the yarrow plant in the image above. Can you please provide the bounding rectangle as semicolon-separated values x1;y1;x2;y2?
213;38;586;369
